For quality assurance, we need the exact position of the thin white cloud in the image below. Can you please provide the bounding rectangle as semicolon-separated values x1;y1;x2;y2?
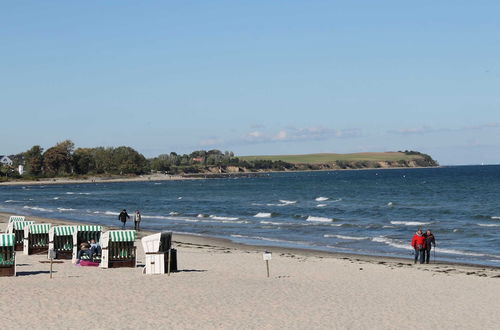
389;122;500;135
243;126;362;144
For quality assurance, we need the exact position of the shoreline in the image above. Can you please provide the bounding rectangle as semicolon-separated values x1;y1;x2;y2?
2;212;498;272
0;165;442;186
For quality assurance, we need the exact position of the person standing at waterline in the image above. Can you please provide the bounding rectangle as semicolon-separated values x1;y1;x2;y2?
424;230;436;264
134;210;141;231
118;209;130;229
411;228;426;264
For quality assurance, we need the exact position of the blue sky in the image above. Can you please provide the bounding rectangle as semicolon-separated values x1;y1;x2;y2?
1;1;499;165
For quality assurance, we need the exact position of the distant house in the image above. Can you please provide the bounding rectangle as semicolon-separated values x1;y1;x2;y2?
0;155;13;166
192;157;204;163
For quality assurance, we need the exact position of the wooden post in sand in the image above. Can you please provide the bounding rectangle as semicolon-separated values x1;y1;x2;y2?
49;249;56;279
263;251;272;278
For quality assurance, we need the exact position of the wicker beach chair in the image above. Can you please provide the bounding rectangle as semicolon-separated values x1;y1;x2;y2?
23;223;51;255
0;233;16;276
6;221;34;251
48;225;76;259
72;225;102;263
100;230;137;268
141;232;177;274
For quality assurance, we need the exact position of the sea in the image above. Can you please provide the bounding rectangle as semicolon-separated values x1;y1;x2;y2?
1;165;499;267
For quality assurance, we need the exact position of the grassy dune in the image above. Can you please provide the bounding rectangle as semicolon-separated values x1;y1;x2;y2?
239;152;425;164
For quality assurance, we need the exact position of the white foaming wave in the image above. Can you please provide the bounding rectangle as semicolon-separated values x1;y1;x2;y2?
387;202;394;207
372;237;413;251
306;216;332;222
53;197;60;200
93;210;120;216
279;200;297;205
197;214;207;218
260;220;283;225
477;223;500;227
315;197;329;202
230;234;310;246
23;206;54;212
141;215;171;220
316;204;327;207
254;212;272;218
66;192;91;195
391;221;431;226
169;211;180;216
332;198;342;202
209;215;239;221
57;207;77;212
383;225;395;228
324;234;368;240
491;216;500;220
5;200;19;203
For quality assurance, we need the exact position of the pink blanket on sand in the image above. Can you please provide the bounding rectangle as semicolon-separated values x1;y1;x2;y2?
79;260;100;267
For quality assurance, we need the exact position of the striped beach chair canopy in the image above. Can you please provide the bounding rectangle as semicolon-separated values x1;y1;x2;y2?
8;215;26;223
53;225;75;236
77;225;102;232
0;234;15;247
13;221;34;230
28;224;51;234
109;230;136;242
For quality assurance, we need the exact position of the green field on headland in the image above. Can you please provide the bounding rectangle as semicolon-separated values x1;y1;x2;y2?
240;152;425;164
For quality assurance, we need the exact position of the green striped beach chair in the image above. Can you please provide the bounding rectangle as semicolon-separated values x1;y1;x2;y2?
0;233;16;276
8;215;26;223
6;221;35;251
49;225;76;259
100;230;136;268
72;225;102;263
23;223;51;255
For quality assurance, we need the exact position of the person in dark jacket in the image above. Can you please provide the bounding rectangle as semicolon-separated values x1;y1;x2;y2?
423;230;436;264
411;228;426;264
118;209;130;229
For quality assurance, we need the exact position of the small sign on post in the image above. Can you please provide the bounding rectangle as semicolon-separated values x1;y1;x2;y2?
49;249;56;279
263;251;272;278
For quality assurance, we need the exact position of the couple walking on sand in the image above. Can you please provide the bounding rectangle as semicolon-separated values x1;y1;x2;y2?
411;228;436;264
118;209;142;231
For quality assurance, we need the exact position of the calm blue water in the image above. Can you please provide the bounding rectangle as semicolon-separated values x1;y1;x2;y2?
1;166;499;266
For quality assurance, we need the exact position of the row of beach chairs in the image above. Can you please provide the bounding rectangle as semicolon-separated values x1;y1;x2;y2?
2;216;140;276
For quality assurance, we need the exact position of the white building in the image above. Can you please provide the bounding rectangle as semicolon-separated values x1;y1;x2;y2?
18;165;24;175
0;155;13;166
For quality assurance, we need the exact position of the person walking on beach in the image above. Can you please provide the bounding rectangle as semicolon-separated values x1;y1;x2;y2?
118;209;130;229
134;210;141;231
411;228;426;264
423;229;436;264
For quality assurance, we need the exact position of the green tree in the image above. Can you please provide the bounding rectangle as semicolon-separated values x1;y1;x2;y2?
24;145;44;176
43;140;75;176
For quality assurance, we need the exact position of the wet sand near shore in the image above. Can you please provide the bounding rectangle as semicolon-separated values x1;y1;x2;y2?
0;212;499;329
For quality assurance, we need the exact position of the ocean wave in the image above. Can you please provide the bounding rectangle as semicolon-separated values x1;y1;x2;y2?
5;200;20;203
306;216;332;223
331;198;342;203
230;234;310;246
23;205;54;212
372;237;413;251
324;234;369;240
390;221;431;226
209;215;239;221
315;197;329;202
169;211;180;216
491;216;500;220
197;214;208;218
279;200;297;205
259;220;283;225
53;197;60;200
316;204;327;207
66;192;91;195
477;223;500;227
387;202;394;207
254;212;273;218
93;210;120;216
57;207;77;212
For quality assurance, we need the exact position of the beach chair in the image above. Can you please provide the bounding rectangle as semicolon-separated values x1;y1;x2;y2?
0;233;16;276
100;230;137;268
48;225;76;259
8;215;26;224
72;225;102;263
23;223;51;255
141;232;177;274
6;221;34;251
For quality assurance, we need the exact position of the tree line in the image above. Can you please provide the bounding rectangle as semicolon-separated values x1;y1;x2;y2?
0;140;293;179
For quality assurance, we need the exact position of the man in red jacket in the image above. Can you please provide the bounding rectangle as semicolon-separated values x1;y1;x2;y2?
411;228;426;264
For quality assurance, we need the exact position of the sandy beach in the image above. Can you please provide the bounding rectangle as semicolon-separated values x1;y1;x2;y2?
0;212;499;329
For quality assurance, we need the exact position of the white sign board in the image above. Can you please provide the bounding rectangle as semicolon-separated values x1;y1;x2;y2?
263;252;272;261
